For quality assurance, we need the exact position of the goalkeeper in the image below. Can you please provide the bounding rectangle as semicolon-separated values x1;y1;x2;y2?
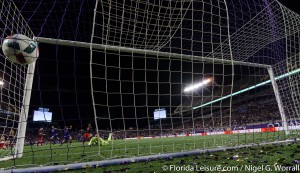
88;133;112;146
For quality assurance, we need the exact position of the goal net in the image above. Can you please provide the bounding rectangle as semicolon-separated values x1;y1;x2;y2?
0;0;35;161
1;0;300;171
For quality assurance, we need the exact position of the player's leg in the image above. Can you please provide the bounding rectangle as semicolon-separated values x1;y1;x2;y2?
41;136;44;146
102;139;110;145
88;137;94;146
57;136;62;144
50;135;56;144
68;136;72;145
88;137;97;146
61;136;68;145
0;142;4;149
38;136;43;146
50;136;53;144
82;134;85;145
9;137;14;147
98;133;112;145
83;133;88;145
107;133;112;142
45;137;49;145
0;140;7;149
99;138;109;146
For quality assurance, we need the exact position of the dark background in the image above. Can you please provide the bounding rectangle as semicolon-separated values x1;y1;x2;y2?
9;0;300;129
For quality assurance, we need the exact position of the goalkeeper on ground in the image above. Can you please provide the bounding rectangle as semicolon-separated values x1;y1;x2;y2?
88;133;112;146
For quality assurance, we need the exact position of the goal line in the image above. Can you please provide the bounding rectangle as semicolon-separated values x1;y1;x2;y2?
5;139;296;173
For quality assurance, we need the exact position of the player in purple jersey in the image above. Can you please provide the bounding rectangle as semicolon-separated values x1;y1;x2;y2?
50;126;62;144
61;126;72;145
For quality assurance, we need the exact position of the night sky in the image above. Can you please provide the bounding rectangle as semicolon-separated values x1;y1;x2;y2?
10;0;300;130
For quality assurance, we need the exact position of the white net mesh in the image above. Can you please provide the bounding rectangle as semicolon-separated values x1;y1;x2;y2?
0;0;300;171
90;0;300;159
0;0;33;161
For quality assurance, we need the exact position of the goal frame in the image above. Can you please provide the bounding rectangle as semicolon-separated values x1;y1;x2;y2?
15;62;36;158
5;37;290;170
1;0;298;171
32;37;289;136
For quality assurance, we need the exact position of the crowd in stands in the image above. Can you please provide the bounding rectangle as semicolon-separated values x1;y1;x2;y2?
0;97;285;148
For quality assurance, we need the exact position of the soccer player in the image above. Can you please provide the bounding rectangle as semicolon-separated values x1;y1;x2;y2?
88;133;112;146
8;128;14;147
77;129;84;142
61;126;72;145
50;126;62;144
83;123;92;145
0;135;7;149
37;128;45;146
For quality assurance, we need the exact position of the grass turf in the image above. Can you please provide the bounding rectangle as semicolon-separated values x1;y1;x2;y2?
0;131;297;172
68;141;300;173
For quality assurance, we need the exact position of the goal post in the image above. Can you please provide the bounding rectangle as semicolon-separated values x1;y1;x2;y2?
0;0;36;162
267;67;289;135
15;62;36;158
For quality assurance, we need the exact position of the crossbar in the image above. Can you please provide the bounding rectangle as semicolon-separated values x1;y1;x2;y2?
33;37;271;69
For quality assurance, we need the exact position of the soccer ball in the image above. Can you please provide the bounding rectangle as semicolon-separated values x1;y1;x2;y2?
2;34;39;65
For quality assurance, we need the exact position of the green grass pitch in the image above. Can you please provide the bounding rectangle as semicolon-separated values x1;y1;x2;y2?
0;131;297;172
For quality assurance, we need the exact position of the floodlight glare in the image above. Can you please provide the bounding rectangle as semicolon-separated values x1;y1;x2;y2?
0;81;4;86
184;78;211;92
193;68;300;110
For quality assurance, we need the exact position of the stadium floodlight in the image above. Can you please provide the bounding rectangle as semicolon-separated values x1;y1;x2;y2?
183;78;212;92
193;67;300;110
0;81;3;86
